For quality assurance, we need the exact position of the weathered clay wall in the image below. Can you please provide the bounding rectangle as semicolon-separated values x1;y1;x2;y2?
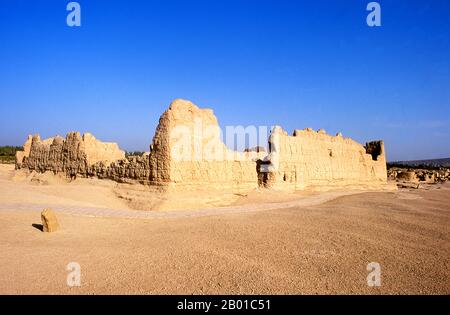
149;99;259;191
90;153;151;183
15;132;139;180
260;126;388;190
15;99;390;193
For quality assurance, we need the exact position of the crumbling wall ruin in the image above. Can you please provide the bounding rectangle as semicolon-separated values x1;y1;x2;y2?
259;126;388;190
388;167;449;188
15;99;391;192
149;99;260;191
15;132;134;180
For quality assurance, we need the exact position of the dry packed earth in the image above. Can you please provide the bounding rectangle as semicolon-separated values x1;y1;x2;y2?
0;164;449;294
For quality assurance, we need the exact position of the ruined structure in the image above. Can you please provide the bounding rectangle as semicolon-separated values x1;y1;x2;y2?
16;132;131;180
388;167;450;188
16;99;390;192
148;99;261;191
259;126;387;190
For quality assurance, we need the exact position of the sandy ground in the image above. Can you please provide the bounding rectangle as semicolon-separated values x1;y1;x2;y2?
0;164;449;294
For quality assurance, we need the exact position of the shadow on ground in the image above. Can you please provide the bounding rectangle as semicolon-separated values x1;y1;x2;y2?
31;223;43;231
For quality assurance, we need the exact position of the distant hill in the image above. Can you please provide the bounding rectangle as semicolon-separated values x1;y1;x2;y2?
389;158;450;169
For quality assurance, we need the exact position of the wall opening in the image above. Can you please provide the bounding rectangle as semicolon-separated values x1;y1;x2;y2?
365;141;383;161
256;159;271;187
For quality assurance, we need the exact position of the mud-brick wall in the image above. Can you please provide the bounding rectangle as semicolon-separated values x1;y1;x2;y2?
16;132;151;182
263;127;388;190
148;99;259;191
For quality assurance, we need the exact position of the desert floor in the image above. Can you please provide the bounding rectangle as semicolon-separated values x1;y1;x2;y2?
0;164;449;294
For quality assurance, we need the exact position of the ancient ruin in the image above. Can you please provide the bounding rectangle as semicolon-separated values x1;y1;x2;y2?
259;126;388;191
15;99;391;192
388;167;450;189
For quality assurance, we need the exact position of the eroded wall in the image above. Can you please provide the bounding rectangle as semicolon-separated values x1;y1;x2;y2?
15;98;390;193
260;126;388;190
149;99;259;191
15;132;140;180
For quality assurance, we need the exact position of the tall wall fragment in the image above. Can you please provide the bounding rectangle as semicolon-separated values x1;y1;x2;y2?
149;99;259;191
259;126;388;190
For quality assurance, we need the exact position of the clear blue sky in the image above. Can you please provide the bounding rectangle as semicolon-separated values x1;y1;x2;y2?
1;0;449;161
